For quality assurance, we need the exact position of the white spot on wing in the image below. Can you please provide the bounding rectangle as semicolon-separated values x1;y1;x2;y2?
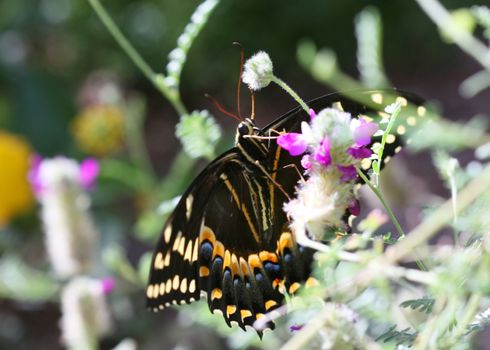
189;279;196;293
183;240;193;262
164;225;172;243
185;194;194;220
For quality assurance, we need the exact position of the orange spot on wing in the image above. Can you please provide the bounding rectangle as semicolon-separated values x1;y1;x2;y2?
248;254;262;270
259;250;278;263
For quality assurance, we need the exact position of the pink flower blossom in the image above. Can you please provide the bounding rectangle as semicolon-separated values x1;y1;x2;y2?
314;137;331;167
348;199;360;216
30;156;100;195
290;324;304;332
301;154;312;170
347;146;372;159
101;277;116;295
79;158;100;190
353;119;377;146
28;154;43;197
309;108;317;120
337;164;357;182
277;133;307;156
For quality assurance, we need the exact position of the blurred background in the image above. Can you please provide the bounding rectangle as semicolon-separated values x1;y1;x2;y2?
1;0;489;349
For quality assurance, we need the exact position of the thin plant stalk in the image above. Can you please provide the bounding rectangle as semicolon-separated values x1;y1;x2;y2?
414;0;490;74
271;76;310;113
87;0;188;116
385;162;490;263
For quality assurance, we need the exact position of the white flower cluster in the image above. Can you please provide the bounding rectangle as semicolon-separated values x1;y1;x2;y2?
37;158;98;278
242;51;274;91
317;303;364;349
61;277;112;349
284;165;354;244
301;108;358;151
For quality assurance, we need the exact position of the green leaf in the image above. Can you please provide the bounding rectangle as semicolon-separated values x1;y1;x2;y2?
138;252;153;285
400;296;435;314
376;325;417;346
0;256;59;302
175;110;222;160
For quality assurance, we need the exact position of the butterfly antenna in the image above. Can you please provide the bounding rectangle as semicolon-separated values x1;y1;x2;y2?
250;89;256;121
233;42;244;120
205;93;241;122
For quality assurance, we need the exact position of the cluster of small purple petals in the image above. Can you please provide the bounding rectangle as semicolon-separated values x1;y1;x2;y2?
28;155;43;196
315;137;332;166
101;277;116;295
79;158;100;191
337;165;357;182
301;154;312;170
352;118;378;146
290;324;304;332
309;108;317;120
276;108;378;183
29;156;100;196
282;108;379;245
277;133;307;156
348;199;361;216
347;146;372;159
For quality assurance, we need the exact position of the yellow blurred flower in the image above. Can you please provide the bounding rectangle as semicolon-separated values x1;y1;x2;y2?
0;131;34;226
71;105;125;156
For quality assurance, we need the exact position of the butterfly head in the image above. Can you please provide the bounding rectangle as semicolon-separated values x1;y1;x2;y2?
235;118;260;143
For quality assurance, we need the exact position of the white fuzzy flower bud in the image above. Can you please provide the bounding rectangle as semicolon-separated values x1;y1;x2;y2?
317;303;363;349
37;158;98;278
61;277;112;349
242;51;274;91
284;169;352;242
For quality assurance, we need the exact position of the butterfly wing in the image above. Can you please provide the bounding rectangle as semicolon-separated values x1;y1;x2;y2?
147;89;427;334
146;151;239;311
147;150;309;332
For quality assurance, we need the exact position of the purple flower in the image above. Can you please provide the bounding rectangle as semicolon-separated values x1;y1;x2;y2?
290;324;304;332
301;154;312;170
309;108;317;120
101;277;116;295
348;199;360;216
314;137;331;167
353;119;378;146
28;154;43;197
277;133;307;156
79;158;100;190
347;146;372;159
337;164;357;182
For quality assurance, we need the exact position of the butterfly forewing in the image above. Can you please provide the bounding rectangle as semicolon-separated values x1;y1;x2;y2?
146;151;238;310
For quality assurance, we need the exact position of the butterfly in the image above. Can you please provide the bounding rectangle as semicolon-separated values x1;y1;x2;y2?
146;90;426;335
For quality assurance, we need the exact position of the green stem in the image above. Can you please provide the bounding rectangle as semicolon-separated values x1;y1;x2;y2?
356;168;405;238
123;97;157;184
445;293;482;347
271;76;310;113
375;102;402;184
357;168;428;271
87;0;188;116
414;0;490;74
386;162;490;263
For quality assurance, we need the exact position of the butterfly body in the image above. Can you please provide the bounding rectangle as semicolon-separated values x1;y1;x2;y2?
147;90;425;334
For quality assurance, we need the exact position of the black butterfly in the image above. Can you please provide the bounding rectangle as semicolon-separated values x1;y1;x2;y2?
147;90;426;334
